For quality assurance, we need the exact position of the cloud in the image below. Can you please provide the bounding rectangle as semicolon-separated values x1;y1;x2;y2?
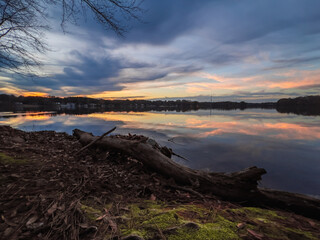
151;88;306;102
264;56;320;71
2;0;320;99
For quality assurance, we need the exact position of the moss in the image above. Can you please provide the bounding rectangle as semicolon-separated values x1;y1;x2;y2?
167;216;239;240
78;200;318;240
285;227;318;240
243;207;284;219
120;202;240;240
0;152;28;165
229;207;284;220
142;211;182;229
227;207;318;240
80;203;102;221
120;202;169;238
175;204;208;221
168;221;239;240
77;200;319;240
120;229;149;239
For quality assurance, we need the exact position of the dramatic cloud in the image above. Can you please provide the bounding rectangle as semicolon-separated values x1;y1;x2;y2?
1;0;320;100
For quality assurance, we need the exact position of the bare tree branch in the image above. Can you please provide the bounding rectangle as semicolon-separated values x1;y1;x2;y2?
0;0;143;74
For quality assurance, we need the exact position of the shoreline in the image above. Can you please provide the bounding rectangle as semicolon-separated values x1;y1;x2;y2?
0;126;319;239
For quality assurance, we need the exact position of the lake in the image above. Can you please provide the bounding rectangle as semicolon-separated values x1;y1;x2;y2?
1;109;319;197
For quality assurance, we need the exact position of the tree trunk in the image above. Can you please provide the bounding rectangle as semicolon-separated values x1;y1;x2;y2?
73;129;320;219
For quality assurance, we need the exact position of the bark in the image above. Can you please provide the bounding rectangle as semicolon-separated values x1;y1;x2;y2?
73;129;320;220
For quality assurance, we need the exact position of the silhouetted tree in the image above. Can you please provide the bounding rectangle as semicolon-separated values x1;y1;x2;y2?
0;0;142;73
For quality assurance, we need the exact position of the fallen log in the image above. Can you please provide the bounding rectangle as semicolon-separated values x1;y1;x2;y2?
73;129;320;219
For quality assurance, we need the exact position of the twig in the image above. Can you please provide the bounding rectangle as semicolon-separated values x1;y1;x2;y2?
166;184;206;201
155;224;166;240
171;151;189;162
75;127;116;155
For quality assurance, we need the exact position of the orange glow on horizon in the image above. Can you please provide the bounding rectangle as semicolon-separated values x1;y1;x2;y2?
22;92;49;97
1;68;320;100
25;114;51;121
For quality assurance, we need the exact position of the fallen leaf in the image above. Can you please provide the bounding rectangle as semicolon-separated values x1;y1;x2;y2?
308;220;316;227
57;204;65;211
10;174;20;178
79;223;89;228
1;215;18;227
95;214;108;221
150;194;156;201
26;215;38;226
27;222;44;229
3;228;13;237
108;219;117;232
237;223;246;229
47;202;58;215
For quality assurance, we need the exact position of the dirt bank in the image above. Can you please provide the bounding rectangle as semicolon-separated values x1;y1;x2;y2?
0;126;319;239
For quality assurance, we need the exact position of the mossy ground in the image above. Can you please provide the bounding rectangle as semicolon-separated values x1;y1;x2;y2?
223;207;319;240
79;200;320;240
0;152;28;165
1;126;319;240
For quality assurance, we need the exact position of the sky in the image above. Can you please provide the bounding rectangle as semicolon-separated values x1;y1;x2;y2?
1;0;320;102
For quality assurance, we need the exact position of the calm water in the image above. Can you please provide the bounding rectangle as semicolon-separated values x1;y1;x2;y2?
1;109;320;197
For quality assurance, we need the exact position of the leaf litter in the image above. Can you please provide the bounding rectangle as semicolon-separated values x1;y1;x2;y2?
0;125;319;240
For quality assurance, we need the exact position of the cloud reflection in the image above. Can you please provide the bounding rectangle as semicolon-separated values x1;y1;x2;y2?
1;109;319;196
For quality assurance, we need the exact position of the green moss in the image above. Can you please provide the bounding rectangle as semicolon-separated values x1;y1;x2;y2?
120;202;168;238
227;207;318;240
119;202;240;240
0;152;28;165
78;200;318;240
168;220;239;240
229;207;284;220
120;229;149;239
245;207;284;219
80;203;102;221
285;227;318;240
143;211;182;229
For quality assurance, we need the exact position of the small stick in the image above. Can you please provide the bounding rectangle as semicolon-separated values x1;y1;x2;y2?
75;127;116;155
155;224;166;240
171;151;189;162
166;184;206;201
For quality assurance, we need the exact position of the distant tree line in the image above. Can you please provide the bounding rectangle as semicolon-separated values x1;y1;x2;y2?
276;95;320;116
2;94;320;115
0;94;278;112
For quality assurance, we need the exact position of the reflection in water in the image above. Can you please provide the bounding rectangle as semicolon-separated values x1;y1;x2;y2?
0;109;319;197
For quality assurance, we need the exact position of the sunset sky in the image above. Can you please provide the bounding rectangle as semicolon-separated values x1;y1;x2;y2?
1;0;320;102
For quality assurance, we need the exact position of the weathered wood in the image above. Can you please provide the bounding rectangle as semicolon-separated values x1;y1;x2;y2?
73;129;320;219
75;127;116;155
258;189;320;220
73;129;265;200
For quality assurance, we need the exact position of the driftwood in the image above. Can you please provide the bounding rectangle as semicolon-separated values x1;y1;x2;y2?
73;129;320;219
75;127;116;155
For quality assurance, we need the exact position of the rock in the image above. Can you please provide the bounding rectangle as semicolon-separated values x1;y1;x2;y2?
4;228;13;237
183;222;200;230
36;179;47;187
12;136;25;143
122;235;145;240
163;227;179;234
164;222;200;235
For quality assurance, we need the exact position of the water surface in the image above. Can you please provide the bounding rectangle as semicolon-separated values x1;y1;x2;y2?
1;109;319;197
